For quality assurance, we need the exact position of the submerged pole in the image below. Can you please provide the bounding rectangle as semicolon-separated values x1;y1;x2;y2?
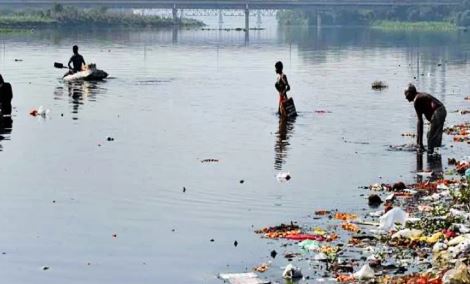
245;4;250;31
256;9;262;26
245;4;250;44
218;9;223;25
172;4;178;25
317;11;322;28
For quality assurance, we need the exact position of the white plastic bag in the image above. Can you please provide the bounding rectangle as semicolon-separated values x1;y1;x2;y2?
379;207;408;232
37;105;50;117
282;264;303;279
353;264;375;280
276;172;291;183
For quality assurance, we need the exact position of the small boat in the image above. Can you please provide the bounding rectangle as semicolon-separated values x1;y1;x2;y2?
63;64;108;81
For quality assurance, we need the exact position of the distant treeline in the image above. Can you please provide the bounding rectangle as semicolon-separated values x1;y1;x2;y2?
277;1;470;28
0;4;204;29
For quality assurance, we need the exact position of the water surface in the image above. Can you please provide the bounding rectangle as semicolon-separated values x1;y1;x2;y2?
0;17;470;283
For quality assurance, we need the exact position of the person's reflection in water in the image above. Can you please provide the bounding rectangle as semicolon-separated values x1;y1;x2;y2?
0;116;13;152
416;152;424;183
416;152;443;183
428;154;443;180
55;81;99;120
274;116;296;170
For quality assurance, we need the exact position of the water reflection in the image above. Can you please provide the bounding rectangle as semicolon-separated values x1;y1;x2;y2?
0;116;13;152
416;152;443;182
54;81;102;120
274;116;296;170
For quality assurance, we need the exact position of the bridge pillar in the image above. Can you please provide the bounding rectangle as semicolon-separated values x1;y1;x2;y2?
180;9;184;21
245;5;250;32
218;9;223;25
172;4;178;25
316;12;322;28
256;10;262;27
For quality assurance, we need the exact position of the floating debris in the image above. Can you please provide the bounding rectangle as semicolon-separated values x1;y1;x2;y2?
253;263;270;273
371;80;388;90
201;158;219;163
29;106;50;117
276;172;291;182
401;132;416;137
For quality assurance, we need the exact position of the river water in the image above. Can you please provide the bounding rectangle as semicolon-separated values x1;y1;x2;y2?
0;15;470;283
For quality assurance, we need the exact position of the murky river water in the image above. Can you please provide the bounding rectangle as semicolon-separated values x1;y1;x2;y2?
0;15;470;283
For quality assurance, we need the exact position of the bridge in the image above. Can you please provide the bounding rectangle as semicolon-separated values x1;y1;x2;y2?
0;0;462;41
0;0;461;9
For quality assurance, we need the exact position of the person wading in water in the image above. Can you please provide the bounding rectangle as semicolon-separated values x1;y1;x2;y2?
0;74;13;116
404;83;447;155
275;61;290;116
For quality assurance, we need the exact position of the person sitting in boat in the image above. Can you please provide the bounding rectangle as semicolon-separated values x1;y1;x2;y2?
275;61;290;116
0;74;13;116
68;45;86;74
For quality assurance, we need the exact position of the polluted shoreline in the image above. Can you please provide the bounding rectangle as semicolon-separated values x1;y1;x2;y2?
220;109;470;282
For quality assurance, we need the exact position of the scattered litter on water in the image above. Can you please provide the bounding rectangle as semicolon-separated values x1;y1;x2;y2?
276;172;291;182
29;106;50;117
201;159;219;163
401;132;416;137
342;137;370;145
218;272;269;284
253;263;270;273
282;263;302;279
371;80;388;90
314;110;332;114
387;143;417;152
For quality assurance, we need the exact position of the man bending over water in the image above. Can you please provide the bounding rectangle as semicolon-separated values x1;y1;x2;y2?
404;84;446;155
68;45;86;73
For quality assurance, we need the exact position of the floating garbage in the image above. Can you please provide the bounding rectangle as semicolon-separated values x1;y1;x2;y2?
248;99;470;283
371;80;388;90
219;272;269;284
388;143;418;152
298;240;320;251
335;212;357;221
353;264;375;280
282;264;302;279
442;263;470;283
368;194;383;207
201;158;219;163
276;172;291;182
401;132;416;137
29;106;50;117
379;207;408;232
253;263;270;273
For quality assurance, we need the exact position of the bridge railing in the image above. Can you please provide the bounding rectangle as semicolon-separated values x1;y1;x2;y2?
0;0;461;7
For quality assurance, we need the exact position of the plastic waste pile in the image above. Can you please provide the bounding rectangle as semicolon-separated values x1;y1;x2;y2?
247;159;470;283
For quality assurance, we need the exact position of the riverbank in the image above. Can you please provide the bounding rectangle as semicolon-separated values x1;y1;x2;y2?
250;128;470;282
276;8;469;30
372;20;458;31
0;5;204;29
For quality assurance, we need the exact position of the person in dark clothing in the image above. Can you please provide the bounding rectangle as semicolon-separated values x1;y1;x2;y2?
275;61;290;116
405;83;446;155
0;75;13;116
68;45;86;73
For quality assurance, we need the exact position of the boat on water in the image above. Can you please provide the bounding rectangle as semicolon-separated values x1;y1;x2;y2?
63;64;108;81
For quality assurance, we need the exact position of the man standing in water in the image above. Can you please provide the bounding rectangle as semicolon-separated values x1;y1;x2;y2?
275;61;290;116
68;45;86;73
405;84;446;155
0;74;13;116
